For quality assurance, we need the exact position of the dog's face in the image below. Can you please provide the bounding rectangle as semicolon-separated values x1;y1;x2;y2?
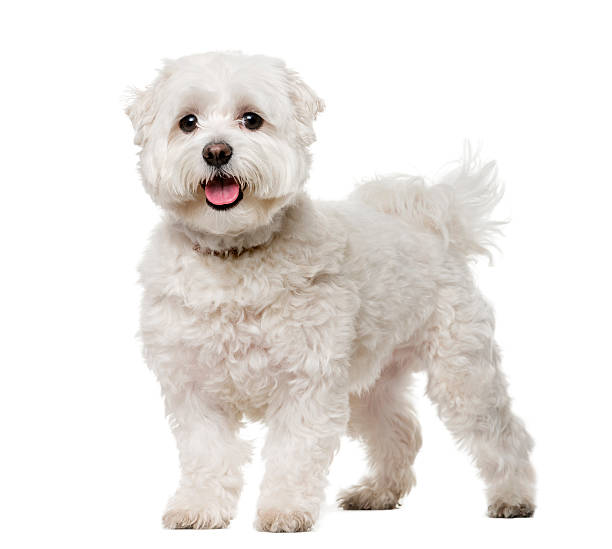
127;52;324;236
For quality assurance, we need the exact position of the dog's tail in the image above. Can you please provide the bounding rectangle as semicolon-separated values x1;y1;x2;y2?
349;150;505;262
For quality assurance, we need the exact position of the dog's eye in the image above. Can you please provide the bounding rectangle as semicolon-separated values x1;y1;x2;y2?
241;112;263;130
179;114;198;133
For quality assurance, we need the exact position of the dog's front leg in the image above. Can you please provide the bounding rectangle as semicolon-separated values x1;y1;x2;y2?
255;372;348;533
159;382;251;530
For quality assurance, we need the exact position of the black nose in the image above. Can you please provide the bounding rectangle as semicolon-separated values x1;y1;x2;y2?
202;142;232;167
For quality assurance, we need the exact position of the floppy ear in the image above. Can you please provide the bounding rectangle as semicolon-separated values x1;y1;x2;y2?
125;66;172;147
285;69;325;145
125;85;157;147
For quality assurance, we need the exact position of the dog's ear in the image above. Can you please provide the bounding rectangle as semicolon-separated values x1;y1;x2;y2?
125;87;154;147
287;69;325;121
126;80;166;147
125;67;171;147
285;68;325;145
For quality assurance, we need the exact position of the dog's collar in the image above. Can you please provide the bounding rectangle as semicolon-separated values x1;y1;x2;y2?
174;197;295;260
192;241;267;258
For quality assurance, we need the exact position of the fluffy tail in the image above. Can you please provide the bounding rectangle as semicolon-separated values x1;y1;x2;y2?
349;152;505;262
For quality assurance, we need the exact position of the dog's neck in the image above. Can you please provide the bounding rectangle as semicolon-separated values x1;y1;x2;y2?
172;202;291;258
183;223;277;258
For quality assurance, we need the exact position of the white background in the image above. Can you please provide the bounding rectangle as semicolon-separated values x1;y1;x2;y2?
1;1;611;547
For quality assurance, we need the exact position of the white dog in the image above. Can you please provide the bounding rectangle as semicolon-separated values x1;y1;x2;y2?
126;52;536;532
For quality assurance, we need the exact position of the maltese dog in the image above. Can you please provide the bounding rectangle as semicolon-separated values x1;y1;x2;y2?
126;52;535;532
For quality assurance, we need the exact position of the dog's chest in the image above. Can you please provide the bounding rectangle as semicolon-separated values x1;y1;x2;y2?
197;302;283;413
141;218;354;414
161;253;333;412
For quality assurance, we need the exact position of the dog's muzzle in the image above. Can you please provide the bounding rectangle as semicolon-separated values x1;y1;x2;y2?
201;142;242;210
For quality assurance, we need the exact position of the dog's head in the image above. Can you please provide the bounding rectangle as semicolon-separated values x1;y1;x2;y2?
126;52;324;235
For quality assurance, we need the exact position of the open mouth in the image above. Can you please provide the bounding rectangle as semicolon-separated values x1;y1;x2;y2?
201;175;243;210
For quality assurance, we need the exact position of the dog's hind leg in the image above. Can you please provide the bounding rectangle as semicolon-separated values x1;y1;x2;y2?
424;287;536;517
338;359;422;510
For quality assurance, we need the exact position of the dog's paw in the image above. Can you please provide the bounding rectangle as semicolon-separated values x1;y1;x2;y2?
487;501;535;518
337;484;400;510
255;509;314;533
162;508;231;529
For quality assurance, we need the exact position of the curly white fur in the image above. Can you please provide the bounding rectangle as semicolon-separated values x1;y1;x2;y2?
127;52;536;532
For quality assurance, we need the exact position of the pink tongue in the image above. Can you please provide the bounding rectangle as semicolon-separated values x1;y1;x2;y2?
205;178;240;205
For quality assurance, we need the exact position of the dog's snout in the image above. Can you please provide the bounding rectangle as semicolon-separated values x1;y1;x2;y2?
203;142;233;167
